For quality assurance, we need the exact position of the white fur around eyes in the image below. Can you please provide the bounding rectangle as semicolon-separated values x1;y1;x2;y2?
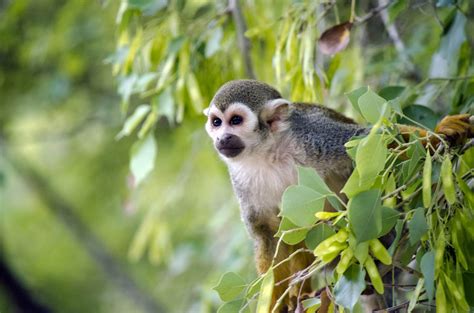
205;102;258;141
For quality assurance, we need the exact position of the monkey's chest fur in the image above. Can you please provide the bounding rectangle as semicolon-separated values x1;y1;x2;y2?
227;138;302;237
226;137;353;241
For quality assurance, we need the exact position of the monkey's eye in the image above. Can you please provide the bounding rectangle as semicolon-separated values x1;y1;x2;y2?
212;117;222;127
230;115;243;126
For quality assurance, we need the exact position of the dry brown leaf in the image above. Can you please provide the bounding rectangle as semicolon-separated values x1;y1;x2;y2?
318;22;353;55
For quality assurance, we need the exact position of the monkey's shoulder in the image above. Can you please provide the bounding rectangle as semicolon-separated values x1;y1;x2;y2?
287;103;366;158
289;102;358;125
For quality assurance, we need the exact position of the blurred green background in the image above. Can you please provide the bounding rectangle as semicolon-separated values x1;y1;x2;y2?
1;0;473;312
0;1;252;312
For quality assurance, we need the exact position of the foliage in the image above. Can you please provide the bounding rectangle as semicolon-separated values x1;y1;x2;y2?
111;0;474;312
214;89;474;312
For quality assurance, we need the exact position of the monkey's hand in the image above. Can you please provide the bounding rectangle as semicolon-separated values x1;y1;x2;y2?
396;114;474;149
434;114;474;146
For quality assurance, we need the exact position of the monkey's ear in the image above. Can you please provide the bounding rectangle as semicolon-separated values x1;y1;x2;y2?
261;98;291;132
203;107;210;116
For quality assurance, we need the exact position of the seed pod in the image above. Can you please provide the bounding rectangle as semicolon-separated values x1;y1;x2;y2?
422;151;432;208
315;211;341;220
365;255;384;294
316;242;348;263
441;156;456;204
313;234;338;256
369;239;392;265
313;229;348;256
334;229;349;243
336;247;354;274
321;249;343;264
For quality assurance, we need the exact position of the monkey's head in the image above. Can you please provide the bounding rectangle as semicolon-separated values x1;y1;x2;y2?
204;80;290;160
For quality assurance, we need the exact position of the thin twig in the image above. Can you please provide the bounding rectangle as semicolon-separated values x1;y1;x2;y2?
428;75;474;81
377;0;421;81
394;186;422;210
381;173;421;201
354;1;392;25
228;0;256;79
373;301;409;312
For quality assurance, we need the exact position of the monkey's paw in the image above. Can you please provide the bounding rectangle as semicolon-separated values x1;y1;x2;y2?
435;114;474;146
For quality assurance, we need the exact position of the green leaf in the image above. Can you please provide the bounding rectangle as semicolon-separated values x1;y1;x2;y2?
333;264;366;310
167;36;186;55
378;86;405;101
341;169;373;198
379;206;400;237
130;133;157;186
302;297;321;313
213;272;247;302
127;0;167;15
348;189;383;242
256;269;274;313
388;98;402;114
186;72;204;113
429;11;466;77
441;156;456;205
357;88;389;124
246;276;263;298
408;208;428;245
205;27;223;58
116;104;151;139
217;299;249;313
420;251;435;302
422;151;432;208
405;140;424;181
356;134;387;188
298;167;332;195
346;86;367;115
135;73;158;93
281;186;325;227
400;105;439;130
118;74;138;111
154;87;175;125
305;224;336;250
276;217;308;245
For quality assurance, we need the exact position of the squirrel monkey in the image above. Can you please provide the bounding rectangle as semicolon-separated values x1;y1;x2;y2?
204;80;473;311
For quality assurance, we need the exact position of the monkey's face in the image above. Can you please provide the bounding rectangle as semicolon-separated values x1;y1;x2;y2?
205;80;291;161
205;100;291;161
205;103;260;159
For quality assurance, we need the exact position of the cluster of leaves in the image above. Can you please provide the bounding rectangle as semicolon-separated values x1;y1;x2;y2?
111;0;474;311
213;86;474;312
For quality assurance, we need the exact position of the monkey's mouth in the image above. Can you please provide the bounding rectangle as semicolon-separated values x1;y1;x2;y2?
218;146;244;158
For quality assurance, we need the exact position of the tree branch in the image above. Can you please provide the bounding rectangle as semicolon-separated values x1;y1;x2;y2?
228;0;256;79
354;1;392;24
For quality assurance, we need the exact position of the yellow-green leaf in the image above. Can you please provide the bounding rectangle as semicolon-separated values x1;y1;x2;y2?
441;156;456;204
422;151;432;208
256;269;274;313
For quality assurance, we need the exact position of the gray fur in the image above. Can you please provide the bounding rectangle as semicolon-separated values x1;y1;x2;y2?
211;79;282;112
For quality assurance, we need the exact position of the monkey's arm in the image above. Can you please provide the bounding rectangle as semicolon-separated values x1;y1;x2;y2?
395;114;474;149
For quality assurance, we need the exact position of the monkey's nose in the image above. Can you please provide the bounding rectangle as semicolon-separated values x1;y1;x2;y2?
216;134;245;158
219;133;235;145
